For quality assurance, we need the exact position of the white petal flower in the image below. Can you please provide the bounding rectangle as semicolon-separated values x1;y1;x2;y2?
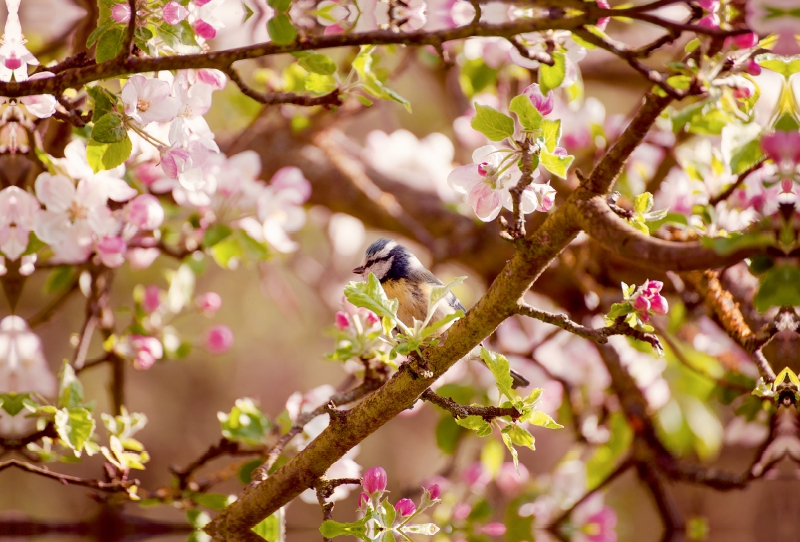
122;75;180;125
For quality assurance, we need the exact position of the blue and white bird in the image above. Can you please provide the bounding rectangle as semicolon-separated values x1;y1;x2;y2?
353;238;529;388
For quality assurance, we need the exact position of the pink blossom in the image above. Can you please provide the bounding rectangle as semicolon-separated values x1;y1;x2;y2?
761;131;800;175
595;0;610;30
197;69;226;89
426;483;441;500
0;10;39;82
193;19;217;39
127;247;160;269
362;466;388;494
495;462;529;496
196;292;222;314
745;59;761;76
205;324;234;354
448;145;533;222
453;502;472;519
160;146;191;179
0;186;39;260
394;498;416;517
358;492;369;509
630;279;668;322
697;0;718;10
335;311;350;330
728;31;758;49
463;462;491;488
531;182;556;212
582;506;617;542
142;285;163;314
111;3;131;23
121;75;180;125
18;72;57;118
697;13;720;29
124;194;164;230
271;166;312;202
479;523;507;536
129;335;164;370
522;83;555;116
163;1;189;24
96;236;127;268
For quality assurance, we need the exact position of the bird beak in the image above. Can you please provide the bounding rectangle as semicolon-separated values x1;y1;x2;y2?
353;266;365;275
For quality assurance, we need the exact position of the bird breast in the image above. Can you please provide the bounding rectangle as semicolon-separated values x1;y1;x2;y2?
381;279;456;329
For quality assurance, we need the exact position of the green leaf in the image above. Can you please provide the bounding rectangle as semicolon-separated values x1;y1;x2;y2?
540;149;573;179
304;73;337;94
344;273;399;322
470;104;515;142
86;86;118;122
202;224;233;248
420;311;463;339
455;415;492;437
539;50;566;94
500;431;519;470
352;45;411;112
86;136;132;172
435;415;464;454
0;392;31;416
480;348;514;399
55;407;96;453
191;493;232;511
319;516;370;539
480;437;505;476
509;94;542;132
187;508;212;529
156;21;200;52
58;361;84;409
267;14;297;45
253;509;284;542
91;113;127;144
528;411;563;429
96;27;124;63
633;192;654;214
381;500;396;527
45;266;76;294
298;53;337;75
504;424;536;449
86;19;115;48
754;264;800;312
269;0;292;11
755;53;800;78
541;119;561;152
218;398;271;445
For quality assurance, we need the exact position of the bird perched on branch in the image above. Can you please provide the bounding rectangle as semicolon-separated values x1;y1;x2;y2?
353;238;529;389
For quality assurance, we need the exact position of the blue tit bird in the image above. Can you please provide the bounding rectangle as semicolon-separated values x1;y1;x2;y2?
353;238;530;389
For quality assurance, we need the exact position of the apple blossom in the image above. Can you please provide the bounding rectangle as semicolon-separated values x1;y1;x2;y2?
448;145;541;221
143;286;163;314
395;498;416;517
630;280;669;322
0;186;39;260
124;194;165;231
426;483;441;500
111;3;132;23
196;69;227;89
115;335;164;370
479;523;506;536
122;75;180;125
196;292;222;315
163;1;190;24
205;324;234;353
522;83;554;116
761;131;800;177
95;236;127;268
362;466;388;494
0;8;38;82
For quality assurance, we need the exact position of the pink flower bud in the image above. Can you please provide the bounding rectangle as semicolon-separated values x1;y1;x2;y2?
193;19;217;40
697;13;720;29
111;3;131;23
125;194;164;230
362;466;388;494
143;285;163;314
731;32;758;49
649;294;669;315
395;498;416;517
762;131;800;168
364;310;379;327
477;162;489;177
96;236;127;268
531;183;556;212
495;462;529;496
426;483;441;500
697;0;718;10
205;324;234;354
5;54;21;70
632;295;650;313
463;462;490;488
358;492;370;509
522;83;555;116
643;280;663;294
129;335;164;370
197;69;227;89
745;59;762;76
160;146;191;179
782;178;795;194
453;502;472;520
162;1;189;24
335;311;350;330
480;523;507;536
194;0;212;5
553;146;568;156
196;292;222;315
596;0;610;30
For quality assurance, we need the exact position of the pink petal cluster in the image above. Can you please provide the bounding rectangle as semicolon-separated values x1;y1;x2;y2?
362;466;388;494
115;335;164;370
0;186;39;261
631;280;668;322
205;324;234;354
111;3;131;23
761;131;800;178
196;292;222;315
394;498;416;517
522;83;554;116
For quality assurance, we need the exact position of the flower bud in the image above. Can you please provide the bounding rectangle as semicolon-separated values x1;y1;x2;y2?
125;194;165;231
479;523;507;536
632;295;651;313
111;3;131;23
335;311;350;330
124;335;164;370
426;483;441;500
143;285;163;314
362;466;388;494
197;69;227;89
522;83;554;116
463;462;490;488
731;32;758;49
358;492;370;509
531;183;556;212
745;59;761;76
96;236;127;268
364;310;379;327
162;1;189;24
596;0;610;30
649;294;668;315
643;280;663;294
193;19;217;40
395;498;416;517
205;324;234;354
196;292;222;315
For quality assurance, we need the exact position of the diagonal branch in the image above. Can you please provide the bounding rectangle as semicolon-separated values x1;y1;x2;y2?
223;67;343;107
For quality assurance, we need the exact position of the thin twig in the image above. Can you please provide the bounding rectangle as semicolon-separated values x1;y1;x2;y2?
28;278;80;328
0;459;136;492
224;66;343;107
708;158;767;206
421;389;521;420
